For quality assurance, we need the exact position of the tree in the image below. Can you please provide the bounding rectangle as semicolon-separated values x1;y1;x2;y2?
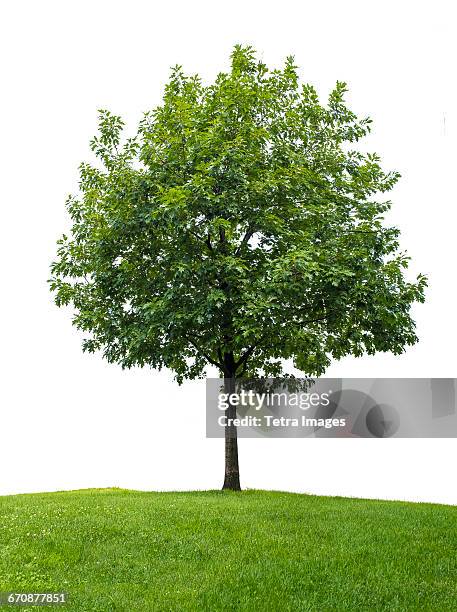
50;45;426;491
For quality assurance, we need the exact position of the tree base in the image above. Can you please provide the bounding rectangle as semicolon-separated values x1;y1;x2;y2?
222;474;241;491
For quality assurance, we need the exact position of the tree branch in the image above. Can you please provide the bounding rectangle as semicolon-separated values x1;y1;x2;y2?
188;230;214;253
185;336;223;371
235;228;254;256
235;344;257;369
233;309;337;373
217;346;224;365
205;233;213;252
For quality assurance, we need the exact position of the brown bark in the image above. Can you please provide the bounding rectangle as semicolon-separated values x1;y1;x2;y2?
222;355;241;491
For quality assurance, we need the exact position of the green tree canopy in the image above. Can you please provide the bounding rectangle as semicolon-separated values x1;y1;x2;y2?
50;45;426;385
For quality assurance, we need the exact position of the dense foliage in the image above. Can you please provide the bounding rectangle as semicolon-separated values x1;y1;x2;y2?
50;45;426;382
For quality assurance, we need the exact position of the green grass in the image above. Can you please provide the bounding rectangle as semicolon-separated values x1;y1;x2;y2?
0;489;456;611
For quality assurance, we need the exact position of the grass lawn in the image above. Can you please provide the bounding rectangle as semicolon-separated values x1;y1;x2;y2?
0;489;456;611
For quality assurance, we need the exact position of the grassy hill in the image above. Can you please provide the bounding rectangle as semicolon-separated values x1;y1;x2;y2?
0;489;456;611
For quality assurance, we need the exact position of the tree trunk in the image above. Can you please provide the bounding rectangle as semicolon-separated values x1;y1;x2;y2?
222;356;241;491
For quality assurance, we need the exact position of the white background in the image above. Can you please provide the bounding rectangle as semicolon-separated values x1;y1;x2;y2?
1;0;456;503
